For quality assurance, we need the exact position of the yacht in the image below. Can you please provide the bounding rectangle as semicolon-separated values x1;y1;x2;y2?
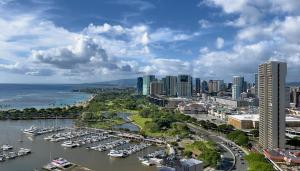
17;148;31;156
23;126;38;135
108;150;128;158
61;141;79;148
1;144;13;151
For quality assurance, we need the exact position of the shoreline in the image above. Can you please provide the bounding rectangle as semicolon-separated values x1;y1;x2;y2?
0;93;96;111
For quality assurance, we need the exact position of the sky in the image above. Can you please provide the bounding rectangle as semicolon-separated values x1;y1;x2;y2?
0;0;300;83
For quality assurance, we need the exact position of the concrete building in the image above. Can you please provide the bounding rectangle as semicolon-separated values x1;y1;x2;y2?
165;76;177;96
176;158;203;171
232;84;241;100
143;75;155;95
150;80;163;96
136;77;143;95
290;87;300;107
255;73;258;96
227;114;300;129
195;78;201;95
258;61;286;149
177;75;192;97
201;80;208;93
232;76;244;100
208;80;221;93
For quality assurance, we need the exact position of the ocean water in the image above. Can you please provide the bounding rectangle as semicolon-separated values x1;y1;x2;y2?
0;84;92;110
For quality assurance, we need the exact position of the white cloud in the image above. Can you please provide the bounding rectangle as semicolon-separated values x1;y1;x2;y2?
216;37;224;49
143;58;192;76
198;19;212;28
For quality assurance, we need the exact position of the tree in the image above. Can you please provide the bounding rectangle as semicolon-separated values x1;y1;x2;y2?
287;137;300;147
249;129;259;137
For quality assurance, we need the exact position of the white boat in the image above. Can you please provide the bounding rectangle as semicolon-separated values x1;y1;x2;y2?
23;126;38;135
142;160;155;166
17;148;31;156
61;141;79;148
1;144;13;151
108;150;127;158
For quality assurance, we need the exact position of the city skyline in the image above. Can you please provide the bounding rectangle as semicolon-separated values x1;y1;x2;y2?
0;0;300;83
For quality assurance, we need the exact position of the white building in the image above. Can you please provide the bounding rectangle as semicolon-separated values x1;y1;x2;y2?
258;61;286;149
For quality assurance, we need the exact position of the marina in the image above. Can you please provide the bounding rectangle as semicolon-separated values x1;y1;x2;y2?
0;119;159;171
0;147;31;162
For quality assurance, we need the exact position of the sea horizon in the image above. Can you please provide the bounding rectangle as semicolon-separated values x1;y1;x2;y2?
0;84;93;110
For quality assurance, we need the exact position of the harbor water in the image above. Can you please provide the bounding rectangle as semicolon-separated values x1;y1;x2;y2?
0;119;158;171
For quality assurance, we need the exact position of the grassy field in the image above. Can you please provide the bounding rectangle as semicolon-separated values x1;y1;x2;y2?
129;114;166;137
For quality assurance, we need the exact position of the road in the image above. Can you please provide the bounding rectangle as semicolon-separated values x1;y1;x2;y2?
187;123;248;171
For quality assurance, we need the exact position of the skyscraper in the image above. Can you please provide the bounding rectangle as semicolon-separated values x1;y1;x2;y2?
150;80;163;96
232;76;244;100
136;77;143;95
165;76;177;96
142;75;155;95
177;75;192;97
232;84;241;100
255;73;258;96
201;80;208;93
258;61;286;149
195;78;201;95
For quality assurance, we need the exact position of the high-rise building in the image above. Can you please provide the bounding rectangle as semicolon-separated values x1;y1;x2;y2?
258;61;286;149
136;77;143;95
255;73;258;96
216;80;224;91
208;80;221;93
195;78;201;95
150;80;163;96
232;76;244;100
142;75;155;95
201;80;208;93
165;76;177;96
232;84;241;100
177;75;192;97
290;87;300;107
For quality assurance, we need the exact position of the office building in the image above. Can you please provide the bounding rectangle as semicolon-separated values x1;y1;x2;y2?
136;77;143;95
232;76;244;100
290;87;300;107
255;73;258;96
217;80;224;91
258;61;286;149
150;80;163;96
208;80;221;93
201;80;208;93
143;75;155;95
232;84;241;100
177;75;192;97
165;76;177;96
195;78;201;95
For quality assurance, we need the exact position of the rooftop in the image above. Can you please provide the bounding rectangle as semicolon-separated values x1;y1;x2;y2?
180;158;203;166
229;114;300;122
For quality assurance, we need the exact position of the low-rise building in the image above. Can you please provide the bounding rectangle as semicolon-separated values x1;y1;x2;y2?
228;114;300;129
178;102;207;114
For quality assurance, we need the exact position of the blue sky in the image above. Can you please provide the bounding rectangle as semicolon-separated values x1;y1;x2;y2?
0;0;300;83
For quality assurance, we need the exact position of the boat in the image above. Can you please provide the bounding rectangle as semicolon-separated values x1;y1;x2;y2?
142;160;155;166
0;155;5;162
61;141;79;148
17;148;31;156
51;158;72;168
108;150;128;158
23;126;38;135
1;144;13;151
